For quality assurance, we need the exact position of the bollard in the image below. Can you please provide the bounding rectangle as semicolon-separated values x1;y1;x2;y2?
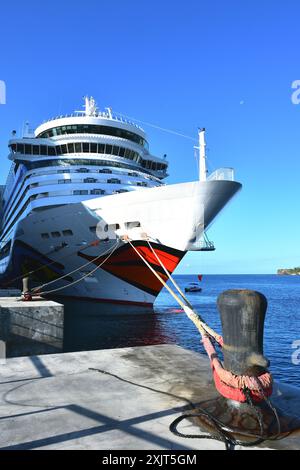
22;277;32;301
195;289;300;441
218;289;269;376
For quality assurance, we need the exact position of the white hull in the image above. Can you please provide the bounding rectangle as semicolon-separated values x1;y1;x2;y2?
0;179;240;305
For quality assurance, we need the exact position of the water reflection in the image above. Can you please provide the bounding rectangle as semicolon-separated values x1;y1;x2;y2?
60;299;173;352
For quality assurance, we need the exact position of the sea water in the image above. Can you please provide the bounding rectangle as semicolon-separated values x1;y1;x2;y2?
62;274;300;388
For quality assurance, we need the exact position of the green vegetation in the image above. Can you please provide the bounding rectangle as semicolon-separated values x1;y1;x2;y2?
277;267;300;275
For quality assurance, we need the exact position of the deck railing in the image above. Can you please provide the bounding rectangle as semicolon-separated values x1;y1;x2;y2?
207;167;234;181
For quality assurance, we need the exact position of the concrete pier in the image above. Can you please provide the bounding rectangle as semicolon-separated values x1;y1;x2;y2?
0;344;299;450
0;297;64;357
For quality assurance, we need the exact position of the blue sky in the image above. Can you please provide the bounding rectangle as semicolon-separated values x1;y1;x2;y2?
0;0;299;274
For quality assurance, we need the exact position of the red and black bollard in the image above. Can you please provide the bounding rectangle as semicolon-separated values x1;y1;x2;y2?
197;289;300;441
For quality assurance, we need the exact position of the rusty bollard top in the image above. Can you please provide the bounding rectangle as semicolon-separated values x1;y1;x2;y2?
217;289;270;376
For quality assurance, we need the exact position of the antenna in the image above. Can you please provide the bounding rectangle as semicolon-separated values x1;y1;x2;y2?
105;107;113;119
198;128;207;182
78;96;98;116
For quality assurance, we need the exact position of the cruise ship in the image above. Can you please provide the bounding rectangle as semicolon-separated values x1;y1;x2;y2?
0;98;241;306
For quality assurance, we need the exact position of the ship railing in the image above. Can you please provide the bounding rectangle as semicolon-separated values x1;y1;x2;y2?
207;167;235;182
41;113;143;130
195;235;215;250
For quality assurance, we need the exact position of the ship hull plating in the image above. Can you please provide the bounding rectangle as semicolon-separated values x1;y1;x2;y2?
0;179;241;305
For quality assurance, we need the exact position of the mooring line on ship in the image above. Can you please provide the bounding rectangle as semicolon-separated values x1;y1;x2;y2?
31;242;115;294
144;237;222;342
123;234;281;450
124;235;221;343
30;240;120;296
1;239;104;289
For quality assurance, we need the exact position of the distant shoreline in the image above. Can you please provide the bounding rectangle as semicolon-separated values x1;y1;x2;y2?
277;268;300;276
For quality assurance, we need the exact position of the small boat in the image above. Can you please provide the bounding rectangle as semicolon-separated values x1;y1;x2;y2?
184;282;202;293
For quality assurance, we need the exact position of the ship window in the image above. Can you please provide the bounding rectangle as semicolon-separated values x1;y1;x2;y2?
40;145;47;155
10;144;17;153
107;178;121;184
77;167;89;173
41;233;50;239
137;182;148;187
82;142;89;153
90;143;97;153
98;143;105;153
89;226;97;233
73;190;88;195
75;142;82;153
67;143;75;153
48;146;56;156
125;221;141;229
119;147;125;157
61;144;67;154
84;177;97;183
25;144;32;155
32;145;39;155
91;189;105;195
112;145;119;156
51;231;61;238
16;143;24;153
17;158;165;183
37;125;149;149
56;145;62;155
108;223;120;231
105;144;112;154
58;179;71;184
62;229;73;236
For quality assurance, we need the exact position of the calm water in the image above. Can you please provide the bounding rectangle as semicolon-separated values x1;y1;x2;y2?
61;275;300;388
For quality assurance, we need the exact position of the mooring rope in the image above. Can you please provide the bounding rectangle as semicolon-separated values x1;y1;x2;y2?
144;237;223;344
31;240;120;296
125;236;223;341
123;234;281;449
1;239;103;288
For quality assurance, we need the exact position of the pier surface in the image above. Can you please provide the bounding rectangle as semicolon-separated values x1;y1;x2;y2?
0;344;299;450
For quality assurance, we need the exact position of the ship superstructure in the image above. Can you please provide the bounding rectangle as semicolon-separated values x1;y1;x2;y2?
0;98;241;305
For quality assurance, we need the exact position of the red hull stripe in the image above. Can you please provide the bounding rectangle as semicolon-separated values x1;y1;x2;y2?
78;241;185;296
